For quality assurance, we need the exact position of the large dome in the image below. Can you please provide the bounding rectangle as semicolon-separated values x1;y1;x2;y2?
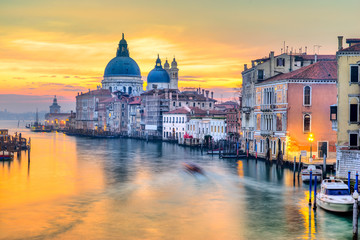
147;55;170;83
104;57;141;77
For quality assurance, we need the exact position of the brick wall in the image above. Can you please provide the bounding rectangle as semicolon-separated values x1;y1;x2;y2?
336;147;360;179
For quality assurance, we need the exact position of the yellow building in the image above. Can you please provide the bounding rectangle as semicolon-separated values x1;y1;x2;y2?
335;36;360;179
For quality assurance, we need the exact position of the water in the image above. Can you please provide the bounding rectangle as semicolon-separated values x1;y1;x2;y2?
0;120;353;239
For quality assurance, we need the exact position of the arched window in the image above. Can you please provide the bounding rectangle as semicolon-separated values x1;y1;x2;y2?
128;87;132;95
304;114;311;132
304;86;311;106
123;86;126;93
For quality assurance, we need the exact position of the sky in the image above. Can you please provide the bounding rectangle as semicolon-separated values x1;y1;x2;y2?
0;0;359;112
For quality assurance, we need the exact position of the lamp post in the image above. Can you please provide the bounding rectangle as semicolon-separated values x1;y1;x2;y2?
308;133;314;162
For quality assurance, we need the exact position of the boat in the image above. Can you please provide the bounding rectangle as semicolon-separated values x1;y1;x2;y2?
301;164;322;182
0;151;14;161
316;178;354;213
207;149;223;154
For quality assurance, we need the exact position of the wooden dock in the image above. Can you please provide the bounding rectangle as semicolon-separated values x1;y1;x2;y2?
0;129;31;161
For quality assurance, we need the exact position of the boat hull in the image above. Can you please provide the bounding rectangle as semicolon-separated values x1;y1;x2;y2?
316;197;353;213
301;174;322;182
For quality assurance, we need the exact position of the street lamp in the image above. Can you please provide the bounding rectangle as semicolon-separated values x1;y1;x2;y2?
308;133;314;162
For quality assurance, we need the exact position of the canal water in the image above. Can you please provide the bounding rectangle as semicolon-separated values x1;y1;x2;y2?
0;120;353;239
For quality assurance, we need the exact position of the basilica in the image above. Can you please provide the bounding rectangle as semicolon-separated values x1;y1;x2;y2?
101;34;179;95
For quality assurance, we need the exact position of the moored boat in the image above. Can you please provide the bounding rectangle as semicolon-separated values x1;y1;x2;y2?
301;164;322;182
316;178;354;213
0;151;14;161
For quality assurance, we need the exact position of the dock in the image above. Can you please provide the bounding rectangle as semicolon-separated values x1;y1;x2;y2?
0;129;31;161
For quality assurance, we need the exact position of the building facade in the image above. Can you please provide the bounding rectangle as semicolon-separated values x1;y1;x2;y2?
241;51;335;153
334;37;360;179
253;61;337;161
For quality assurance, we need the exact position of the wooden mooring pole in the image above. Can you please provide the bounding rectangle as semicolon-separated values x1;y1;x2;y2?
353;191;359;240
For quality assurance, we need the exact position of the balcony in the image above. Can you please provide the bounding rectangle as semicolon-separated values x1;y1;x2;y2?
242;106;251;114
260;104;275;112
260;129;273;136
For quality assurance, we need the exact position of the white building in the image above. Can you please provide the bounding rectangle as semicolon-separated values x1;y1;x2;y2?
186;109;227;142
162;108;188;141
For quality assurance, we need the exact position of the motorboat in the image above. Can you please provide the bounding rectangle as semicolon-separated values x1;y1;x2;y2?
182;162;204;175
316;178;354;213
301;164;322;182
0;151;14;161
207;149;223;154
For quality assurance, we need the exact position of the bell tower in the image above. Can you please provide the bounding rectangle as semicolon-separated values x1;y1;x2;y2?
170;57;179;89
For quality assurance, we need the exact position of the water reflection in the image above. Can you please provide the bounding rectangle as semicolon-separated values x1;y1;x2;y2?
0;120;355;239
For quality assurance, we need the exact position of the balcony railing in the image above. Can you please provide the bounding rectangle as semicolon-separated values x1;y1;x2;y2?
260;104;275;112
260;129;273;136
242;106;251;113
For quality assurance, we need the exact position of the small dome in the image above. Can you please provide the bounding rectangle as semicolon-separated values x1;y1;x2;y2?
171;57;177;68
104;57;141;77
147;55;170;83
164;59;170;69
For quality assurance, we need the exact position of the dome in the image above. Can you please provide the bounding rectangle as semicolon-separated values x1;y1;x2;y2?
147;55;170;83
104;57;141;77
103;34;141;77
147;68;170;83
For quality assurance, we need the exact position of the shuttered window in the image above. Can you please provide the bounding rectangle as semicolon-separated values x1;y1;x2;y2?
350;104;358;122
351;66;359;83
304;86;311;105
350;134;358;147
304;114;311;132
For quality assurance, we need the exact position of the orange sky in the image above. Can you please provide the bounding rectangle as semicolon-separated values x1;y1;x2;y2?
0;0;359;112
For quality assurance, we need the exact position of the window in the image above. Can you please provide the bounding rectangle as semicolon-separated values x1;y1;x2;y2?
276;58;285;67
350;133;358;148
179;102;181;107
318;142;328;158
209;103;212;107
304;86;311;106
351;65;359;83
258;69;264;80
193;103;195;107
350;103;358;122
303;114;311;132
173;102;176;106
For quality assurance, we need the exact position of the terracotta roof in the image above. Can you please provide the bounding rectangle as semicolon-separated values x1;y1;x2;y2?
296;55;336;61
338;43;360;52
78;89;111;97
165;107;190;114
261;61;337;83
99;97;119;103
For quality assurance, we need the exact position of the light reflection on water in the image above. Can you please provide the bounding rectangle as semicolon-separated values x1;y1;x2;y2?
0;120;353;239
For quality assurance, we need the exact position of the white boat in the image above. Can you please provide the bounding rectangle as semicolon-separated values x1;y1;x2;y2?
316;178;354;213
301;164;322;182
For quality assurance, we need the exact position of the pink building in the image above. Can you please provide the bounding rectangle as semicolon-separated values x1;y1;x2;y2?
253;61;337;161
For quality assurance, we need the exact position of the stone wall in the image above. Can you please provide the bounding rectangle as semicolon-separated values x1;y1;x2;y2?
336;147;360;179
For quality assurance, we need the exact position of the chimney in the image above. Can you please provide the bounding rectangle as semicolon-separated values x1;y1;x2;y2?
314;53;318;63
338;36;343;50
211;91;214;99
270;51;275;77
202;89;205;95
205;90;209;101
244;64;248;71
251;61;255;67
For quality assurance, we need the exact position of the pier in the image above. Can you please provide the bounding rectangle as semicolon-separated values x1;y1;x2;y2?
0;129;31;161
